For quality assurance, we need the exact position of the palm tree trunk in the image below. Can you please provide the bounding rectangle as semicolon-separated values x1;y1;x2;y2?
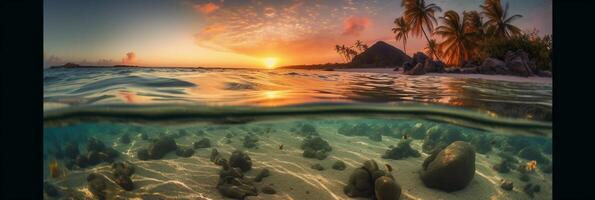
421;28;441;61
403;40;407;55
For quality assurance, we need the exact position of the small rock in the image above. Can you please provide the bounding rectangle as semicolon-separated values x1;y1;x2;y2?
112;162;135;177
523;183;541;198
382;140;420;160
243;135;259;148
501;180;514;191
87;173;107;200
175;147;195;158
114;175;134;191
311;163;325;171
254;168;270;182
147;136;178;159
193;138;211;149
374;176;402;200
332;161;346;171
261;186;277;194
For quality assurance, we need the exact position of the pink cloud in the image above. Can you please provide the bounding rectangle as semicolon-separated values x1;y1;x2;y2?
194;2;220;14
342;16;370;36
122;52;136;64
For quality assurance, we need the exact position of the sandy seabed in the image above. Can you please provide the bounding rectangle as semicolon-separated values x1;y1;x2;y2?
44;121;552;200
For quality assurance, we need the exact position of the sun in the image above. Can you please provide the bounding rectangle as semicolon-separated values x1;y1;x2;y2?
263;57;278;69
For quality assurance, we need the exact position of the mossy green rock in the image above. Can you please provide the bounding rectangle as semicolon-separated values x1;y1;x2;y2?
421;141;476;192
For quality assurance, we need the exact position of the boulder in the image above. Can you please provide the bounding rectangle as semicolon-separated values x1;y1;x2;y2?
478;58;506;75
404;63;426;75
423;60;445;73
137;148;150;161
382;140;421;160
505;50;534;77
301;136;332;160
229;150;252;172
375;176;402;200
112;162;135;178
147;136;178;159
193;138;211;149
412;52;429;65
420;141;475;192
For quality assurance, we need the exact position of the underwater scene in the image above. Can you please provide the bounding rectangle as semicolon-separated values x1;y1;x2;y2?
43;68;552;200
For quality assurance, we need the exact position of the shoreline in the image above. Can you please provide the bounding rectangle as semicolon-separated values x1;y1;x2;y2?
334;68;552;84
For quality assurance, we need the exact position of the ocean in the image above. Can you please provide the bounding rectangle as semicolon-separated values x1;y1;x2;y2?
43;67;552;199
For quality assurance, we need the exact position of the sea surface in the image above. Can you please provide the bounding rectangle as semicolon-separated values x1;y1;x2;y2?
43;67;552;200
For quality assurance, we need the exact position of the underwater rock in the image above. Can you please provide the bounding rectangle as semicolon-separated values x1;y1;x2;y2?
114;175;134;191
301;136;332;160
420;141;475;192
112;161;135;178
344;168;374;197
422;125;467;154
501;180;514;191
44;181;60;197
382;140;421;160
64;142;80;159
311;163;325;171
86;151;103;166
332;160;347;171
193;138;211;149
140;133;149;141
147;136;178;159
210;148;227;166
137;148;150;161
523;183;541;198
87;137;106;152
261;186;277;194
518;146;550;165
229;150;252;172
344;160;397;198
338;123;382;141
102;147;119;162
374;176;402;200
470;134;492;154
492;160;513;173
298;124;319;136
119;133;131;144
217;165;258;199
175;147;195;158
243;134;259;148
254;168;270;182
87;173;107;200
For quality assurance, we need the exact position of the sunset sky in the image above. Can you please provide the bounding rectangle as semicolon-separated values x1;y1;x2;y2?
44;0;552;68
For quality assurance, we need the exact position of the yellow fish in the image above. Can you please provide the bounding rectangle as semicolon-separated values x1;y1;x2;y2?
526;160;537;171
49;160;61;178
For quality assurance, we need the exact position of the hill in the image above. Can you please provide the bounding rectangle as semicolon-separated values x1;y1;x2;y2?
350;41;411;67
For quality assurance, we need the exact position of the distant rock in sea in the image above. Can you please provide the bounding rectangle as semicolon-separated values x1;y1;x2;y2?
350;41;411;67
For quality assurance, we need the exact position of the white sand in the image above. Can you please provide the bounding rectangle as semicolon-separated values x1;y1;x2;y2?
44;121;552;200
334;68;552;84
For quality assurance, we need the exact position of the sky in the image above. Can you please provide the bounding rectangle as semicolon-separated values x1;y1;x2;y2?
44;0;552;68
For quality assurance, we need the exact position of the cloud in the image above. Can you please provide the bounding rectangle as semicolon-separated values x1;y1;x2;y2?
194;2;220;14
342;16;370;36
121;52;136;64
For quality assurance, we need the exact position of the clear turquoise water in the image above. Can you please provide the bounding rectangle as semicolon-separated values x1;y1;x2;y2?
43;68;552;199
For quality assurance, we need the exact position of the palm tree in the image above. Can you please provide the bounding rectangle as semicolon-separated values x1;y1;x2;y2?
401;0;442;59
435;10;474;65
424;39;439;60
463;10;485;59
480;0;522;38
392;17;410;54
354;40;365;53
